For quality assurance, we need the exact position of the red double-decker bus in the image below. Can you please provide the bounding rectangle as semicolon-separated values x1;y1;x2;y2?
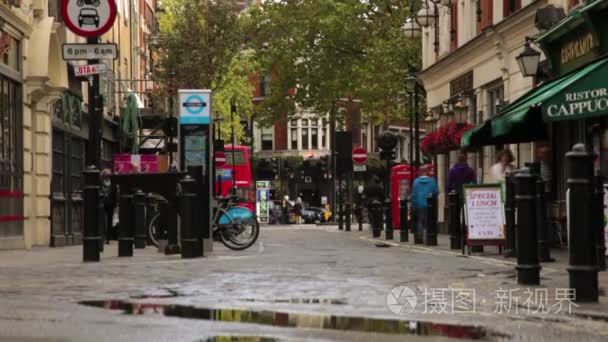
215;145;255;212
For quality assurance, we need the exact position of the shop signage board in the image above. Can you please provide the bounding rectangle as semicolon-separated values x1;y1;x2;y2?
463;184;505;252
62;43;118;60
543;61;608;122
74;63;106;76
179;89;211;125
61;0;117;38
256;180;271;223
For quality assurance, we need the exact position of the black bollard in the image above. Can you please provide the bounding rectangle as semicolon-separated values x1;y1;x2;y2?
165;195;181;255
400;198;409;242
448;190;461;250
370;200;382;238
145;194;156;246
536;178;553;262
567;144;599;302
134;190;147;249
425;194;438;246
338;190;344;230
83;166;101;262
515;168;541;285
385;199;393;240
118;190;134;257
179;176;199;258
345;203;351;232
504;172;516;257
357;204;363;231
413;206;423;244
595;176;606;271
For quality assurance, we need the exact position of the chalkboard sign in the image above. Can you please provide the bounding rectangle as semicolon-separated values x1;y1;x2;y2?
463;184;505;254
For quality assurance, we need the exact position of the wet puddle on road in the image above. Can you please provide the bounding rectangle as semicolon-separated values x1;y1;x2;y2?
200;337;279;342
79;299;505;340
239;297;347;305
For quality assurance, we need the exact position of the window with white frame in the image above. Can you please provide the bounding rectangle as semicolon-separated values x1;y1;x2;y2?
487;83;504;118
311;119;318;149
301;119;309;149
261;127;273;151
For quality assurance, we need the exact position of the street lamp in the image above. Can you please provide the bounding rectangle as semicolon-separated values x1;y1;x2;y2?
416;1;436;28
403;18;421;39
405;72;418;94
516;38;541;78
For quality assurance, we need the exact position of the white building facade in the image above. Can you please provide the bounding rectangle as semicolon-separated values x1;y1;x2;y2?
418;0;583;223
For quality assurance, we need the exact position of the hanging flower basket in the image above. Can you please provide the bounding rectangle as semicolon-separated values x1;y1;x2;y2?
421;121;474;155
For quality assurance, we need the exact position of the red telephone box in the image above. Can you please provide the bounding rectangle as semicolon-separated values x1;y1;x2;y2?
391;164;414;228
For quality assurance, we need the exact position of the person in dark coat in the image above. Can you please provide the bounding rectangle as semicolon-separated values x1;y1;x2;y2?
446;152;477;194
365;175;385;235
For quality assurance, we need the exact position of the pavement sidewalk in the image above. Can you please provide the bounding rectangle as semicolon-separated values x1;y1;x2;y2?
362;229;608;320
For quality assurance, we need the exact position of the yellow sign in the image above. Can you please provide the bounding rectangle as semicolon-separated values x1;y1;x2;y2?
561;32;595;66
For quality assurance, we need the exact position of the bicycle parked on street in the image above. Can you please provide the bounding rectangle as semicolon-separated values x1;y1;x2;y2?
147;193;259;251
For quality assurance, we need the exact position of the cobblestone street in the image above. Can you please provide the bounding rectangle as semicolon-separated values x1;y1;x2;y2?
1;225;608;341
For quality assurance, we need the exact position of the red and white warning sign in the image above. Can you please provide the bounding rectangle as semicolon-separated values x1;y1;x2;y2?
352;147;368;165
215;151;226;168
61;0;117;38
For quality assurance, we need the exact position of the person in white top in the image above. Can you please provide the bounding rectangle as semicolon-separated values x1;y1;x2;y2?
489;149;515;184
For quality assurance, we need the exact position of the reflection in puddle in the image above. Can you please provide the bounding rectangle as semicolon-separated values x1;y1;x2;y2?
200;336;279;342
240;298;347;305
80;300;502;340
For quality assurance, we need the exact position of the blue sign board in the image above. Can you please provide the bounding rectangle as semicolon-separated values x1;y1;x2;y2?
179;89;211;124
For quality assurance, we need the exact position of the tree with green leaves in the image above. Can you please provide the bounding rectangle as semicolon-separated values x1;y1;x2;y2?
153;0;257;141
245;0;421;126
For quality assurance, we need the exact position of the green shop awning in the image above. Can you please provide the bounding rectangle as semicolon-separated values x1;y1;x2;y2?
461;120;492;149
461;55;608;148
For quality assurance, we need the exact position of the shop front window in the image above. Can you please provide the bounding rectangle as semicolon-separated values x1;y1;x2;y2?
0;32;20;71
301;119;309;149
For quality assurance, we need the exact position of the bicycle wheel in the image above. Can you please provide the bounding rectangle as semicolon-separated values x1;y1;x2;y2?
148;212;161;248
218;206;259;250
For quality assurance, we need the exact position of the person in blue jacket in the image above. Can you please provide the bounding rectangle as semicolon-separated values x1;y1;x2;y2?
411;165;438;240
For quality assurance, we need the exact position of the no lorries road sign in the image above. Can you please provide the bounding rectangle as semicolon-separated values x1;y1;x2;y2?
352;147;368;165
61;0;117;38
74;63;107;77
63;43;118;60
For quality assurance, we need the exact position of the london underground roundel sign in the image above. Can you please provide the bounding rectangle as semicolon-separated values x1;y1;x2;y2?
61;0;117;38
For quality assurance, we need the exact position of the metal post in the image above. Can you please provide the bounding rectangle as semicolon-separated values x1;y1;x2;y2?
338;178;343;230
414;86;420;167
145;194;155;246
515;168;541;285
118;190;134;257
134;190;146;249
448;190;461;250
400;198;409;242
409;92;414;165
425;194;438;246
504;172;516;257
595;175;606;271
345;203;351;231
566;144;599;302
385;198;393;240
413;206;423;244
536;178;553;262
179;175;199;258
165;201;180;255
85;37;101;167
83;166;101;262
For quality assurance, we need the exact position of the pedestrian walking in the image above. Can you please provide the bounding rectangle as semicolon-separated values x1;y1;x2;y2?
489;149;515;184
447;152;476;194
411;165;438;240
294;197;303;224
365;175;385;236
100;169;117;244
